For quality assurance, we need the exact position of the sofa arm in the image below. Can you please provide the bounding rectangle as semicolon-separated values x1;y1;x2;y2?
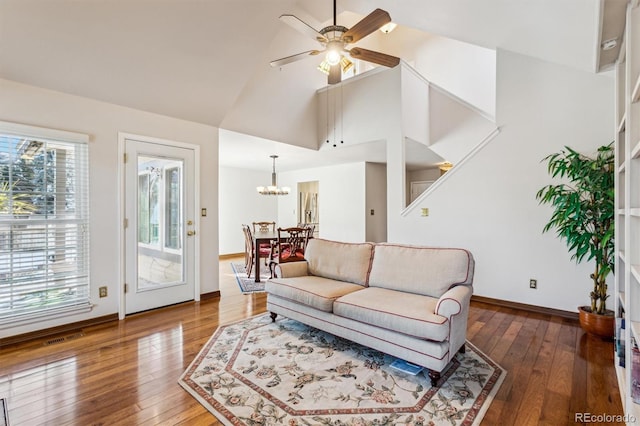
274;261;309;278
436;285;473;361
435;285;472;318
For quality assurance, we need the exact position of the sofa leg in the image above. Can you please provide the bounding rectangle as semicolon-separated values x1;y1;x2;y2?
270;312;277;322
458;343;466;354
428;370;441;387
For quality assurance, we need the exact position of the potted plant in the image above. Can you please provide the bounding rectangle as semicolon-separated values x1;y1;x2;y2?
536;142;615;338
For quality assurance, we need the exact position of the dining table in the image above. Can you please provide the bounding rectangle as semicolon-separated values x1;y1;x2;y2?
252;230;287;282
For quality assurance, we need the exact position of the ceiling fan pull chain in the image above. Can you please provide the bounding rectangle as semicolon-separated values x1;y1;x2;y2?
340;82;344;145
333;86;337;147
326;88;330;144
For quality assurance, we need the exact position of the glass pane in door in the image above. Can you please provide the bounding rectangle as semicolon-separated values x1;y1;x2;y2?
165;167;181;250
137;155;184;290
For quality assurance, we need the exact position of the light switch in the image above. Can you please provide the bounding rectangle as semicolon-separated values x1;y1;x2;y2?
201;208;207;217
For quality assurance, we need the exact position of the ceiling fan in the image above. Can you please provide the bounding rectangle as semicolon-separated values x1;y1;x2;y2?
270;0;401;85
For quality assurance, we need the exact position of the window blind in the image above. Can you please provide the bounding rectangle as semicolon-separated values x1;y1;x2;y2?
0;127;90;324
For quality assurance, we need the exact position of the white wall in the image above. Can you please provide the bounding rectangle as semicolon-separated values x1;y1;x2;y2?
388;50;614;313
428;86;497;163
401;65;429;145
413;36;496;118
380;29;496;118
318;68;401;147
0;78;219;337
277;163;367;242
218;166;278;254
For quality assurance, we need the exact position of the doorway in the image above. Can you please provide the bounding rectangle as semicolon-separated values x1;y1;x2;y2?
298;181;319;236
410;181;434;204
121;135;198;315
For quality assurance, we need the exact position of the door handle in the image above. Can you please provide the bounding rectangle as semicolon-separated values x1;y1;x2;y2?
187;230;196;236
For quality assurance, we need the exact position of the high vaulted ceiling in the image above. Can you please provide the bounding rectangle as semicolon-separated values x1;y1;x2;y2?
0;0;623;171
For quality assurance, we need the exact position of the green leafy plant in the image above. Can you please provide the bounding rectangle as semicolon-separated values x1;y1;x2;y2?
536;143;614;315
0;181;37;215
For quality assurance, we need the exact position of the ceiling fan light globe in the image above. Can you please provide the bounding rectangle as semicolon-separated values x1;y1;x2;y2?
326;50;341;66
340;57;354;73
317;60;331;75
379;22;397;34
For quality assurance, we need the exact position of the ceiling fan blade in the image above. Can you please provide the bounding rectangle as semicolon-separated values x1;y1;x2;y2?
349;47;400;68
280;14;328;43
328;64;341;85
342;9;391;44
270;50;322;67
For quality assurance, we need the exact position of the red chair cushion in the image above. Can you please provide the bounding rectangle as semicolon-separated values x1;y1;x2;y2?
280;248;305;262
258;247;272;256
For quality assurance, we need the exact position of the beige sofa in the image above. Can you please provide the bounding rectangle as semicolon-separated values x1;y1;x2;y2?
265;238;475;386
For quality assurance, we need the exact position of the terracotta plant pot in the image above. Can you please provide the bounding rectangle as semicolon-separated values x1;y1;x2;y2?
578;306;614;339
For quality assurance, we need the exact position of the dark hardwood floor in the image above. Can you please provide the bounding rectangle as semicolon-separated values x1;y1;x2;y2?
0;257;623;425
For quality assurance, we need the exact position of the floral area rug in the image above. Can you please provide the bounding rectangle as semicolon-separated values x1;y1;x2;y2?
230;262;270;294
179;314;506;425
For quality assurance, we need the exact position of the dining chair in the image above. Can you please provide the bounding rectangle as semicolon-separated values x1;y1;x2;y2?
252;221;276;262
269;226;313;278
241;224;272;278
297;223;316;236
252;221;276;233
241;224;255;278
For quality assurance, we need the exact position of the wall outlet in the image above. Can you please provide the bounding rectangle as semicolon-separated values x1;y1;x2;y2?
529;279;537;289
99;286;108;298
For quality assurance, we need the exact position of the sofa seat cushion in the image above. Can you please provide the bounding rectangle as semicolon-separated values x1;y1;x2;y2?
333;287;449;342
266;276;364;312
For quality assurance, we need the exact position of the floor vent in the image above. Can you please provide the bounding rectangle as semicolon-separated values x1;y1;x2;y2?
43;331;84;346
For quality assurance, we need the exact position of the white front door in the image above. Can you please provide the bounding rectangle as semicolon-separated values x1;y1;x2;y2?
123;137;197;314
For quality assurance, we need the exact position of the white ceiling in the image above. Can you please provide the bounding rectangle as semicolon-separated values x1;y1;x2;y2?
0;0;616;172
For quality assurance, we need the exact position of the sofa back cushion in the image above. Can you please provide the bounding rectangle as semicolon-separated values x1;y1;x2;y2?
368;244;474;297
305;238;374;286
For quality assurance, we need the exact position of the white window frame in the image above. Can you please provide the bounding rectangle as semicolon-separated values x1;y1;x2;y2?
0;120;91;327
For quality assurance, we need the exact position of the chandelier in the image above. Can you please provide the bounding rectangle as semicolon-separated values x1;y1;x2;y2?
256;155;290;195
